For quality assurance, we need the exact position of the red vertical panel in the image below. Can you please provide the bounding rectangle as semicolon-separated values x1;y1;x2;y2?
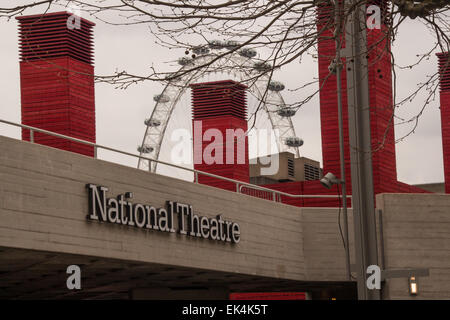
317;1;399;195
248;1;430;207
17;12;95;157
367;19;398;193
190;80;249;192
437;52;450;194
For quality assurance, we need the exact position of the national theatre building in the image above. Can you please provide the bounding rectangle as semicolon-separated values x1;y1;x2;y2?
1;10;450;300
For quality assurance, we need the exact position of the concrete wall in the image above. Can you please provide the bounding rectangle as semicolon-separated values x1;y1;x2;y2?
0;135;349;284
377;193;450;299
412;183;445;194
301;207;354;281
3;135;449;298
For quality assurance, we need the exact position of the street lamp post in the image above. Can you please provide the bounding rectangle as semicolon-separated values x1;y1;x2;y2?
343;0;380;300
334;0;352;282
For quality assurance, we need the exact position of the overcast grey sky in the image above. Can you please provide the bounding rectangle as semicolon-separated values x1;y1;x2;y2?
0;3;445;185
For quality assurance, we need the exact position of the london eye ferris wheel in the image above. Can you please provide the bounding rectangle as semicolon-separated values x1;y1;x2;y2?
137;40;304;174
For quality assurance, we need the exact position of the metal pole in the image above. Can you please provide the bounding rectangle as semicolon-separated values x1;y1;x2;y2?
344;1;380;300
30;129;34;143
335;0;351;282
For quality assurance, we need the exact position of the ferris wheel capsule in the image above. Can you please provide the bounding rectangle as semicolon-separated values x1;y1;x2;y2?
192;45;210;55
277;107;296;117
268;81;285;92
178;57;193;66
137;145;154;153
208;39;225;49
144;118;161;127
225;40;239;50
284;137;303;147
254;61;271;72
153;94;170;103
239;48;257;58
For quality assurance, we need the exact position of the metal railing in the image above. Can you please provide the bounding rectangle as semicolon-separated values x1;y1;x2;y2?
0;118;350;203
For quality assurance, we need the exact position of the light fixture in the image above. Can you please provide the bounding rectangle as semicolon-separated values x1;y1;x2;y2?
409;276;418;296
320;172;343;189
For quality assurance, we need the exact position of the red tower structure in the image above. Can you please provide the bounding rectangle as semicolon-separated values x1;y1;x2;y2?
190;80;249;192
317;1;399;195
259;1;427;208
17;12;95;156
315;1;426;196
437;52;450;194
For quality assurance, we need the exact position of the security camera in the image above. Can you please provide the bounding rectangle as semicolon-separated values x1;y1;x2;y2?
320;172;342;189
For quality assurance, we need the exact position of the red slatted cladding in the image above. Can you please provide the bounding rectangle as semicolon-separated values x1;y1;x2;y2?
257;1;425;208
437;52;450;194
190;80;249;191
316;1;421;195
17;12;95;156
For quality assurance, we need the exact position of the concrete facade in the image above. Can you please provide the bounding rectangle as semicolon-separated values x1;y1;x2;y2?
0;135;303;280
0;135;352;299
1;135;449;299
377;193;450;299
413;183;445;194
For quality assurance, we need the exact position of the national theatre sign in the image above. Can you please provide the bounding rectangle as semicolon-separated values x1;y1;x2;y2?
86;184;241;244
